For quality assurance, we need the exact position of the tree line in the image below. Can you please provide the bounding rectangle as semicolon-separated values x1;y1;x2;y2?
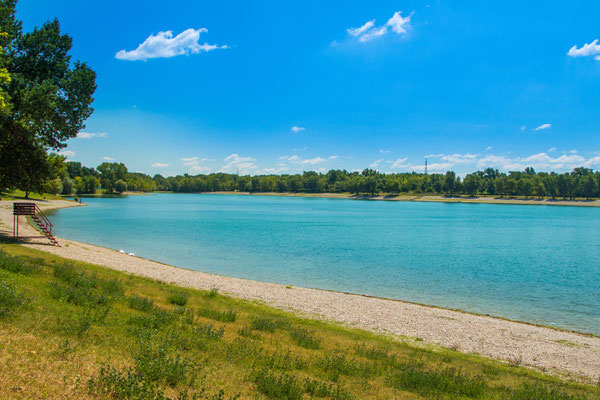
53;161;600;200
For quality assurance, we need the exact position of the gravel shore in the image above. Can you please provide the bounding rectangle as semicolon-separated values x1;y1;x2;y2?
1;199;599;381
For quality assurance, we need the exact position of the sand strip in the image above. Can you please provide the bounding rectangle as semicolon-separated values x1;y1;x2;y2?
1;199;598;381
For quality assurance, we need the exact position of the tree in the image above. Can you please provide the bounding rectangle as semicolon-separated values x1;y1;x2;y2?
97;162;127;192
114;179;127;194
444;171;456;196
0;1;96;193
462;174;482;197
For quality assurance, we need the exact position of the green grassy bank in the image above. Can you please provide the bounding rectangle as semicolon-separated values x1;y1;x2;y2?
0;243;598;399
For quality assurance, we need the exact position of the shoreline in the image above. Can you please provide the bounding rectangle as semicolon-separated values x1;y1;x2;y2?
1;199;599;381
198;191;600;207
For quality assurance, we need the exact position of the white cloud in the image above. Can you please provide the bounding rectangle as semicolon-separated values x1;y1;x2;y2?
476;153;588;171
379;149;390;154
347;10;412;43
548;147;557;152
189;165;211;174
369;158;384;168
300;157;326;165
291;126;305;133
102;156;115;161
329;155;338;159
386;11;411;35
181;156;210;166
390;158;408;168
59;150;75;158
534;123;551;131
486;146;492;151
115;28;227;61
219;154;257;174
569;149;578;154
520;125;526;131
347;20;375;37
567;39;600;59
152;162;169;167
288;155;300;161
440;153;479;164
77;131;107;139
359;26;389;42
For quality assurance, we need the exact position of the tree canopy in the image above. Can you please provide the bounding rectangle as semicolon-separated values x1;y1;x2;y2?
0;0;96;195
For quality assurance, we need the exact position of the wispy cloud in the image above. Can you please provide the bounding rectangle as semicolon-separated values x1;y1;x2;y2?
59;150;75;158
189;165;211;174
567;39;600;60
77;132;107;139
181;156;210;166
219;154;257;174
369;158;384;168
347;11;412;43
152;162;169;167
116;28;227;61
486;146;492;151
329;155;338;160
390;158;408;168
102;156;115;161
379;149;390;154
300;157;326;165
534;123;552;131
291;126;305;133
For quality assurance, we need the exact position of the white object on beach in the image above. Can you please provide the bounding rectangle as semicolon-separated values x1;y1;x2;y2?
128;252;135;256
119;249;125;253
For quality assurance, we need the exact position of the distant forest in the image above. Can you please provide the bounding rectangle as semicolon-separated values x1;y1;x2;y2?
59;161;600;199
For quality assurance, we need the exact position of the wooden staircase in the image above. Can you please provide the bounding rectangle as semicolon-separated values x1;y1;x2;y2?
13;202;59;246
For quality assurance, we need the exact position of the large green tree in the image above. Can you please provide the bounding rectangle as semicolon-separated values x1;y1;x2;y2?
0;0;96;195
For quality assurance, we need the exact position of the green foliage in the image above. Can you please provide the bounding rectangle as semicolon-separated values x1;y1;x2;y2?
249;316;279;332
135;337;194;387
195;322;224;341
0;273;27;317
250;368;303;400
0;249;37;274
508;384;588;400
289;327;322;349
168;291;189;306
197;308;237;323
128;294;156;312
304;378;354;400
0;4;96;193
386;362;487;398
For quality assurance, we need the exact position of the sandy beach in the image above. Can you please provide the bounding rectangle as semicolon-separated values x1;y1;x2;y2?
203;191;600;207
1;198;599;382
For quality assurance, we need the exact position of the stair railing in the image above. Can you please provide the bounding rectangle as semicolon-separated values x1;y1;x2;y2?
33;204;54;235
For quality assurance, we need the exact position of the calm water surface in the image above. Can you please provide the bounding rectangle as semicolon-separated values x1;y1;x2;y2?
50;194;600;334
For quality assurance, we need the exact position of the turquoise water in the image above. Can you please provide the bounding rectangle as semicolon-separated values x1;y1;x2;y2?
50;193;600;334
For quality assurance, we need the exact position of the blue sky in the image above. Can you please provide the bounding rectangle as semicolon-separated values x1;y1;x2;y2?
17;0;600;176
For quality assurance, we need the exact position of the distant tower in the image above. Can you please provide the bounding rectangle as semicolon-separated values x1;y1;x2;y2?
424;159;428;175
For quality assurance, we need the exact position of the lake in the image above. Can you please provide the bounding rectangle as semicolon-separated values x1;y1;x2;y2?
50;193;600;334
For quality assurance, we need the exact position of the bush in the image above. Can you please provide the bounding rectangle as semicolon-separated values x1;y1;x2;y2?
0;275;28;317
114;179;128;194
249;317;278;332
135;338;194;387
167;291;189;306
195;322;224;341
251;368;303;400
304;378;354;400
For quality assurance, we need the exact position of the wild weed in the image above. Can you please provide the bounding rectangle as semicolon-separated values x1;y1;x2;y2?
318;352;379;380
289;327;321;349
386;362;487;398
168;290;189;306
204;287;219;298
0;274;28;317
249;317;278;332
195;322;224;341
304;378;354;400
197;308;237;323
250;368;303;400
508;384;588;400
0;251;37;275
127;294;156;312
135;337;195;387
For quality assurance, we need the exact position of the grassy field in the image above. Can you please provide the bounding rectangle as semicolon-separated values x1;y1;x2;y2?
0;243;598;399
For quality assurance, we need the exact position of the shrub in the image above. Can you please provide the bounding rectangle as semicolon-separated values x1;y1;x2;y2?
168;291;189;306
195;322;224;341
289;327;321;349
251;368;303;400
128;295;156;312
197;308;237;323
204;288;219;298
318;352;379;380
135;339;194;387
0;275;28;317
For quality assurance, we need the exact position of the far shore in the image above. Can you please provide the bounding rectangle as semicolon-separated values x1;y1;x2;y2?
1;198;599;381
200;191;600;207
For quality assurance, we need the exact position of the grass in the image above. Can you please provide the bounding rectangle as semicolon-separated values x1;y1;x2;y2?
0;244;598;399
